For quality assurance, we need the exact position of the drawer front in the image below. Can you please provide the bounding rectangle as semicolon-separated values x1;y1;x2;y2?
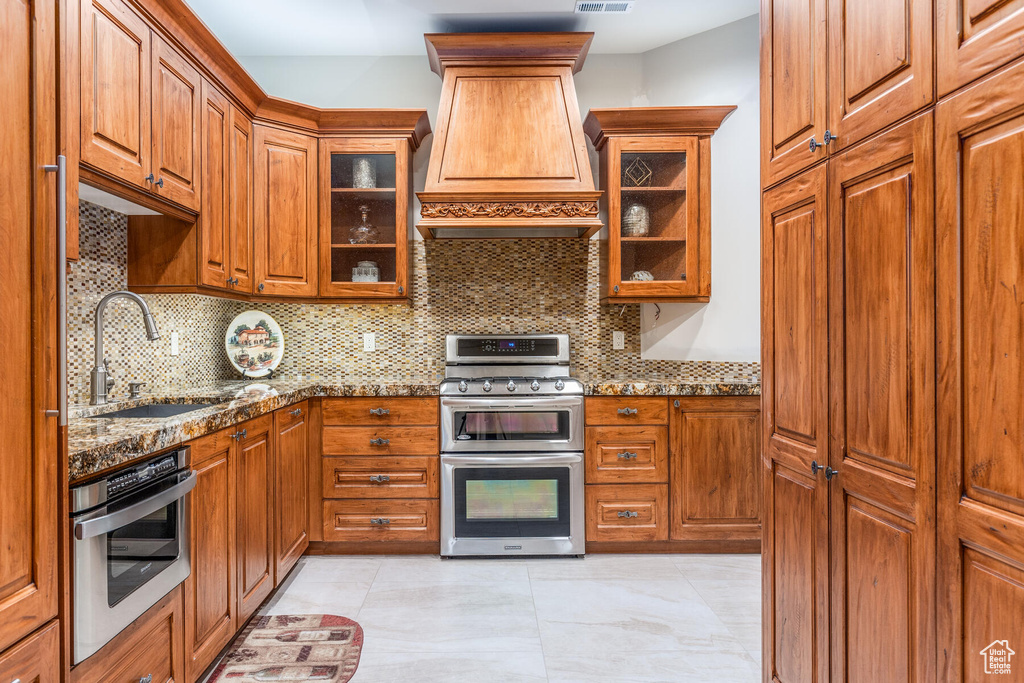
322;499;439;542
585;484;668;542
585;426;668;484
323;456;439;499
323;397;438;426
323;426;438;456
585;397;668;426
0;621;59;683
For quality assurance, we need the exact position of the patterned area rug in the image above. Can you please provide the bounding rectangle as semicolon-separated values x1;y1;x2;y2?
208;615;363;682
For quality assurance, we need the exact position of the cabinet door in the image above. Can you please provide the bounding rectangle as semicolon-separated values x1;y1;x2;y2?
827;0;932;149
0;621;60;683
184;430;236;682
199;80;230;291
236;415;275;622
670;397;761;542
80;0;151;187
150;34;201;210
275;402;309;583
761;164;829;683
828;113;935;683
937;0;1024;95
0;0;58;654
319;138;410;299
228;106;254;294
253;125;318;297
936;59;1024;683
761;0;828;186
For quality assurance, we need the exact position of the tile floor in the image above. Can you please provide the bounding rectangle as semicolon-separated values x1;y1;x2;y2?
252;553;762;683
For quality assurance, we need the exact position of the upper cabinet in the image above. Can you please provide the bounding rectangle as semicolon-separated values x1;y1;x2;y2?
252;125;319;298
761;0;934;186
80;0;201;211
937;0;1024;95
584;107;734;303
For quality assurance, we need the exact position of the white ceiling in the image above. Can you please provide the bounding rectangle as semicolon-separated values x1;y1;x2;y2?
184;0;758;57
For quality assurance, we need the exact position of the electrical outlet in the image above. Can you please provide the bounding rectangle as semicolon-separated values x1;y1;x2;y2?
170;331;180;356
612;330;625;350
363;332;376;352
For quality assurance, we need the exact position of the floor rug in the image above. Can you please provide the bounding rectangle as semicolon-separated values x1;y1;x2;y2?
208;614;363;682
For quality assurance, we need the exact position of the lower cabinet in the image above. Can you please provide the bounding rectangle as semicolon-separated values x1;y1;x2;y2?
71;587;185;683
583;396;761;550
275;402;310;582
0;621;60;683
235;414;276;623
319;397;440;546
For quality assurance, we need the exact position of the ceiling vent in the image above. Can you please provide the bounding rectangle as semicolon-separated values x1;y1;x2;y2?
574;1;635;14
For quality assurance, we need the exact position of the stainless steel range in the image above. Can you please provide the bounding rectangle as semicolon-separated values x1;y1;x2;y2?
440;334;585;557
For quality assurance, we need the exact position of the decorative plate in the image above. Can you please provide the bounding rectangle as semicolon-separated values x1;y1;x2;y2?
225;311;284;378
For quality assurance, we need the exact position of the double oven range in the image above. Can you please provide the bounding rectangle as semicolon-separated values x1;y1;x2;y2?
440;334;585;557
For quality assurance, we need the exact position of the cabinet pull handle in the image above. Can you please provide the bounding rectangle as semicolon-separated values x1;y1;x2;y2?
370;437;390;446
145;173;155;183
44;155;68;426
811;460;824;475
231;429;247;440
809;136;824;152
369;474;391;483
369;407;390;415
140;676;153;683
290;408;303;416
824;130;838;146
617;407;638;415
617;452;638;460
617;510;639;518
370;517;391;525
825;466;839;481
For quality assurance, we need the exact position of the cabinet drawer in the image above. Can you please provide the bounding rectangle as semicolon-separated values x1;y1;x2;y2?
585;484;668;542
322;499;439;542
585;397;668;426
323;456;439;499
0;621;59;683
585;426;667;484
322;426;438;455
323;397;438;426
71;586;183;683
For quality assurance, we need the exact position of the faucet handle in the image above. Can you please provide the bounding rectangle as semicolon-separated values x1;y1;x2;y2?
104;358;115;391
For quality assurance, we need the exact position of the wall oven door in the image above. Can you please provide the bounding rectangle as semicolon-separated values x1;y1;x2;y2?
441;453;584;557
440;396;584;453
71;465;196;663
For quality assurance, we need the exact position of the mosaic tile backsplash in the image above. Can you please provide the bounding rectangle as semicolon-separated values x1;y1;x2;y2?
68;201;759;403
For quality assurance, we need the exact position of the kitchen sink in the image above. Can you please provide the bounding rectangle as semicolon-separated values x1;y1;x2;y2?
87;402;221;419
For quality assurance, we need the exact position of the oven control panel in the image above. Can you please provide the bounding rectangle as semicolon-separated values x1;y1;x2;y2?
106;454;179;496
448;334;569;364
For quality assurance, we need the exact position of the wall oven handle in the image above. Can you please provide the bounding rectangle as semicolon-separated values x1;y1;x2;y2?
74;472;197;540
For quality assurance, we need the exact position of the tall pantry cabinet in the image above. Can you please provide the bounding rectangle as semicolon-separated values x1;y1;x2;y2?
762;1;1024;682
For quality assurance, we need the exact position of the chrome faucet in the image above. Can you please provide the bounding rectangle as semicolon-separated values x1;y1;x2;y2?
90;291;160;405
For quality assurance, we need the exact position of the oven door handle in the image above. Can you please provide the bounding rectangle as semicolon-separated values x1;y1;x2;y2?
440;397;582;409
74;472;197;540
441;453;583;467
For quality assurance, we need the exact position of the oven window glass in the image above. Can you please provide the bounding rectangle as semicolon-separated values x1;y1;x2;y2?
454;411;570;441
455;467;571;538
106;500;180;607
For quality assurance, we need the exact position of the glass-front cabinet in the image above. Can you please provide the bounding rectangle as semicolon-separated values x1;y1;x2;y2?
319;137;411;299
584;107;736;302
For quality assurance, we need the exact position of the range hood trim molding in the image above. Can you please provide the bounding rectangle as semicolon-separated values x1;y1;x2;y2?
424;32;594;77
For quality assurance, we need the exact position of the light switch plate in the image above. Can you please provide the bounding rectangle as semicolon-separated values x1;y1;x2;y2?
612;330;625;350
170;331;179;356
363;332;376;352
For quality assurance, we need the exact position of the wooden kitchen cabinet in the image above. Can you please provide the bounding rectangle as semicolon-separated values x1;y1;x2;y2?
275;401;310;583
235;414;276;623
935;60;1024;683
0;622;60;683
0;0;59;657
670;397;760;542
585;425;668;484
319;136;411;299
71;586;185;683
585;484;669;542
253;125;319;297
937;0;1024;96
584;108;733;302
80;0;201;210
183;430;236;682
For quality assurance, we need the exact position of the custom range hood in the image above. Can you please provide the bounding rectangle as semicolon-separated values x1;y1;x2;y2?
417;32;603;239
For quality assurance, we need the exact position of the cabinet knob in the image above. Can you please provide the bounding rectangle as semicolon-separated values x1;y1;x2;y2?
258;283;265;292
811;460;824;475
154;178;164;188
617;407;638;415
369;407;390;415
370;437;390;446
617;452;638;460
231;429;247;440
809;136;824;152
613;285;619;293
398;285;404;295
290;408;302;416
370;517;391;525
369;474;391;483
674;399;680;408
140;676;153;683
824;130;838;146
145;173;155;184
825;466;839;481
617;510;639;518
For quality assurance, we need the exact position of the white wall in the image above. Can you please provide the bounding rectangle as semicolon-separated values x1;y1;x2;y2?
239;15;760;362
639;15;760;361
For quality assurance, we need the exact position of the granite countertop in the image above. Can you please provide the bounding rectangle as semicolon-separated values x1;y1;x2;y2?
68;374;760;482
